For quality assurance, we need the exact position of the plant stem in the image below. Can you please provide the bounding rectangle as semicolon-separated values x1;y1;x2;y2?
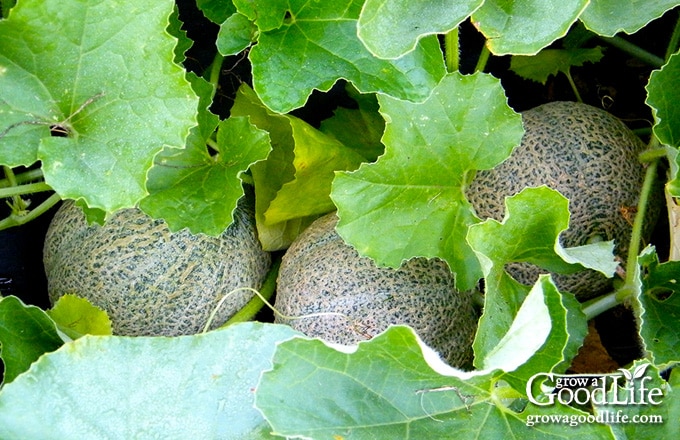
0;181;52;198
444;27;460;73
208;52;224;99
622;159;658;289
664;9;680;62
580;157;659;320
221;258;281;326
581;290;621;321
0;192;61;231
0;168;44;187
564;69;583;103
475;45;491;73
600;35;664;68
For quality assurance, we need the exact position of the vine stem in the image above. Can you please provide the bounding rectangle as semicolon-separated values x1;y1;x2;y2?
444;27;460;73
581;157;659;320
600;35;664;68
0;192;62;231
219;259;281;327
475;45;491;73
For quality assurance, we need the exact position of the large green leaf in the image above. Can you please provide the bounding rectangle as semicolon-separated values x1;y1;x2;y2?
141;77;271;235
646;51;680;195
0;322;298;439
231;84;375;250
232;0;446;113
467;187;616;369
581;0;680;37
357;0;482;59
332;72;524;291
594;361;676;439
255;325;613;439
639;248;680;368
0;296;64;384
0;0;198;212
472;0;589;55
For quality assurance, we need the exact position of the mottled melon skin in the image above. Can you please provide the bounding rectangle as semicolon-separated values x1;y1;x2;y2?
466;101;659;298
44;200;270;336
275;213;478;368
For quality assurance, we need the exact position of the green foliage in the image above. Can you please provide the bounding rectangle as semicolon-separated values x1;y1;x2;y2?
231;0;447;113
46;294;112;340
357;0;483;59
332;72;523;291
511;47;605;84
472;0;590;55
0;0;198;211
1;0;679;437
0;296;63;384
255;325;612;438
0;323;298;439
581;0;680;36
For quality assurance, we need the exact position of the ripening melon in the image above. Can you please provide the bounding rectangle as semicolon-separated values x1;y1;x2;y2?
43;199;270;336
274;212;478;368
466;101;661;298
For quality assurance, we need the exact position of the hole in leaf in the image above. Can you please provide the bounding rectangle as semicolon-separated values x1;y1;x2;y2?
49;124;70;137
283;10;294;24
647;287;673;302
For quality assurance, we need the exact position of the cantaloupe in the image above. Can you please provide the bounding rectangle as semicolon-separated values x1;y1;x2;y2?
43;199;270;336
274;212;478;368
466;101;660;298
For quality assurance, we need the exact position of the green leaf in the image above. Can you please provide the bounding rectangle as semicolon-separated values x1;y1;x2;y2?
140;73;269;235
581;0;680;37
331;72;524;291
217;12;258;56
196;0;236;24
0;0;198;212
46;294;112;340
483;275;587;392
467;187;616;368
511;47;605;84
357;0;483;59
594;361;675;439
255;325;612;439
141;114;271;235
319;86;385;161
646;51;680;195
0;0;16;18
233;0;446;113
472;0;589;55
168;4;193;65
231;84;372;250
0;322;298;439
0;296;63;384
639;249;680;368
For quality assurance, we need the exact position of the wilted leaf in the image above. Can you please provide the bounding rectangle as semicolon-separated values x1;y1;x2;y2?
231;84;374;250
